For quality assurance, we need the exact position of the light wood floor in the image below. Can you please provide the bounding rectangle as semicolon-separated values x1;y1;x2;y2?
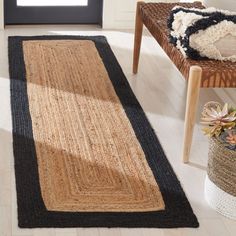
0;25;235;236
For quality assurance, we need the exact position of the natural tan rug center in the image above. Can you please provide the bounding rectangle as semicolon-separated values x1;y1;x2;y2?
22;40;164;212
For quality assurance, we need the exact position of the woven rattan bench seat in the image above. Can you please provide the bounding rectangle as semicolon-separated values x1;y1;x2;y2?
140;2;236;88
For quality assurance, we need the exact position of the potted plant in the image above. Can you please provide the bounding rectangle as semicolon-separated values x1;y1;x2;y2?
201;102;236;219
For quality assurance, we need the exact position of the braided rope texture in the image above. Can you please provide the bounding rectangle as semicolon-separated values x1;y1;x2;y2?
208;137;236;197
205;175;236;220
9;36;199;228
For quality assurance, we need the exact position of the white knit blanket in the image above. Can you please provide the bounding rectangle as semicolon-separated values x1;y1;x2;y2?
168;7;236;62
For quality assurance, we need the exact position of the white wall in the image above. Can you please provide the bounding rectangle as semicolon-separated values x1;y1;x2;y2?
103;0;179;29
202;0;236;11
102;0;236;28
0;0;3;29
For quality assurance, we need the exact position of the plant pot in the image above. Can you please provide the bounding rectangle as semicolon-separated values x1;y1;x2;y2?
205;137;236;219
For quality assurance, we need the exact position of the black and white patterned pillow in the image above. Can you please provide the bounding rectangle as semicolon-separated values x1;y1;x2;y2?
168;6;236;62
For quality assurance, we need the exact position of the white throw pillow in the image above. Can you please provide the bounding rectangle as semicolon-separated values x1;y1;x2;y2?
168;6;236;62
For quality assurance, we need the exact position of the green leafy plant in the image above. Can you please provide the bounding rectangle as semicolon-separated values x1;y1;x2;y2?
201;102;236;147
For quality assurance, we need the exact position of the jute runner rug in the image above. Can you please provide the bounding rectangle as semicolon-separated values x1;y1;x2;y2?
9;36;198;228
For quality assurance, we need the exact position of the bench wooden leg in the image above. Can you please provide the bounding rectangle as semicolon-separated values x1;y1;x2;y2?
182;66;202;163
133;2;144;74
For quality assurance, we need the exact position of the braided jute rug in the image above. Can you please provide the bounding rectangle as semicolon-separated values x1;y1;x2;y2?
9;36;198;228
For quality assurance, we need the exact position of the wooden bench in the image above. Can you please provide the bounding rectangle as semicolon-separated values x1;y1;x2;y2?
133;1;236;163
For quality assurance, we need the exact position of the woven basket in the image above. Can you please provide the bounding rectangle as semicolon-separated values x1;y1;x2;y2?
205;137;236;219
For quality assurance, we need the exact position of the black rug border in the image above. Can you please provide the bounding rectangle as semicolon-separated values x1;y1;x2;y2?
9;35;199;228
